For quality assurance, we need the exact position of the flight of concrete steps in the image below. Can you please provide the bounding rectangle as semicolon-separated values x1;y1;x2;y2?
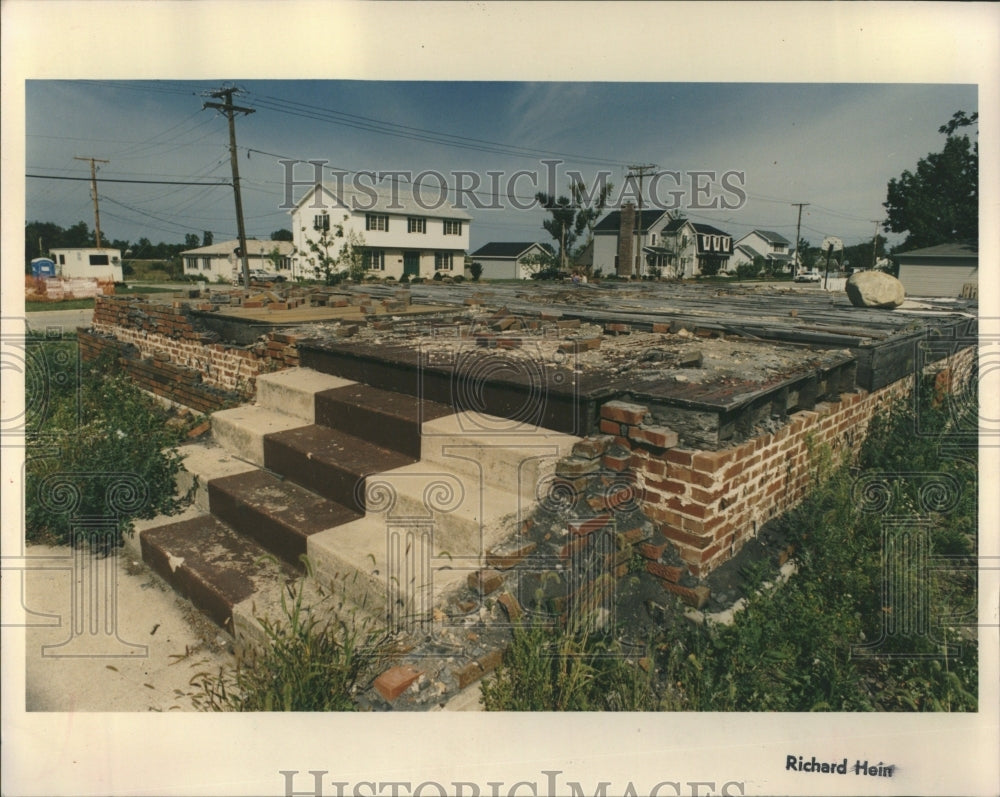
137;367;579;645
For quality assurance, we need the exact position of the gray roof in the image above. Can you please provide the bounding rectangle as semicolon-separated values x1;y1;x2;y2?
181;239;294;257
593;208;671;234
293;182;473;220
894;242;978;260
736;244;763;260
471;242;552;259
752;229;791;245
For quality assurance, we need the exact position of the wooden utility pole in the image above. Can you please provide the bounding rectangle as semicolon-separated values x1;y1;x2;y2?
627;164;657;277
204;87;255;288
791;202;809;271
74;156;109;248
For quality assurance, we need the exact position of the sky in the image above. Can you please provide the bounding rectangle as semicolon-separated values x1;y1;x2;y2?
25;80;976;256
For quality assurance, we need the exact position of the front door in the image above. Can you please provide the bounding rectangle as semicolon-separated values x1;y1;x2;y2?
403;252;420;277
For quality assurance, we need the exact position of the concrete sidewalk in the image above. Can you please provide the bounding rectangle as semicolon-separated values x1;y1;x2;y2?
21;539;233;712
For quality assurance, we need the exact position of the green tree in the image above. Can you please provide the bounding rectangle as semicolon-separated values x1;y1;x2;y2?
270;228;294;242
184;233;200;249
202;230;214;246
883;111;978;250
535;192;578;269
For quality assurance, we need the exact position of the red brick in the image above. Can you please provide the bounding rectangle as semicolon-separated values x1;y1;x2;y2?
485;540;537;570
615;526;648;549
497;592;523;622
665;448;694;466
628;425;679;449
602;450;631;471
468;568;504;595
646;560;685;583
651;322;671;333
599;419;626;437
662;582;711;609
601;400;648;426
639;541;670;561
692;449;735;473
657;524;713;550
568;514;612;537
374;665;422;701
572;435;616;459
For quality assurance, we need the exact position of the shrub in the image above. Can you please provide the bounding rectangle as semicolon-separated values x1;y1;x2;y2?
25;341;186;549
190;577;391;711
469;262;483;282
432;271;443;281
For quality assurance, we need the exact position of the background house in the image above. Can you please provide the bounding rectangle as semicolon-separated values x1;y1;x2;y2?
893;243;978;298
181;239;294;283
469;242;554;280
289;183;471;280
729;229;793;273
592;207;674;277
49;247;123;282
658;219;734;277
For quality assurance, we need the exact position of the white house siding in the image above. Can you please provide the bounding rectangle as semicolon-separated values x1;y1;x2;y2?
476;258;518;280
898;264;978;298
50;248;123;282
291;186;469;280
183;254;232;283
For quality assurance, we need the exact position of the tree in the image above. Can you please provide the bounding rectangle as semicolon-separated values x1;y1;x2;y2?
202;230;214;246
184;233;200;249
883;111;978;250
469;261;483;282
536;180;614;271
270;228;294;242
520;249;559;279
796;238;816;270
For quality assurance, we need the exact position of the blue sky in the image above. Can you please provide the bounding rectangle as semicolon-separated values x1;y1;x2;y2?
25;80;976;253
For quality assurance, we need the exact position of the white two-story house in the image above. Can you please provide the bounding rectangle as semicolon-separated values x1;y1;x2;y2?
729;229;793;274
658;219;734;277
289;182;471;280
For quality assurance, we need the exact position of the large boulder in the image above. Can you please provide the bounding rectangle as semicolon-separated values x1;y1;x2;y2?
845;270;905;309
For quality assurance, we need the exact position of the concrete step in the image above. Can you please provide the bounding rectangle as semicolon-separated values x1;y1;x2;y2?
139;513;298;631
306;514;472;629
210;405;308;467
315;383;453;459
356;461;526;558
420;411;579;500
175;440;257;512
263;424;415;510
255;368;356;423
207;469;361;568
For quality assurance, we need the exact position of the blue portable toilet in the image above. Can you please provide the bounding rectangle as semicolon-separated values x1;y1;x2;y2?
31;258;57;277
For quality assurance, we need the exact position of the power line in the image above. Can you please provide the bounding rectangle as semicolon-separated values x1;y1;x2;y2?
27;174;231;187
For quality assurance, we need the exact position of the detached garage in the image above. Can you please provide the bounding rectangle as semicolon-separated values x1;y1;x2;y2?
894;243;978;298
469;242;554;280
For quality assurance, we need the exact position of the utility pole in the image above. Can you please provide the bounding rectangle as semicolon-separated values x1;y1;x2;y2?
627;164;657;277
75;156;110;248
870;220;881;270
204;87;255;288
791;203;809;271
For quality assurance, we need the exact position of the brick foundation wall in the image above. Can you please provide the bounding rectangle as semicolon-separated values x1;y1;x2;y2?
589;344;976;578
90;296;300;399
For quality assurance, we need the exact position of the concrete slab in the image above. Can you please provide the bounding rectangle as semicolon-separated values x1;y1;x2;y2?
210;405;308;466
255;367;356;422
23;543;233;712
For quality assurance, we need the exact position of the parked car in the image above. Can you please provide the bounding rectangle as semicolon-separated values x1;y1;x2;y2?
249;269;286;282
794;269;822;283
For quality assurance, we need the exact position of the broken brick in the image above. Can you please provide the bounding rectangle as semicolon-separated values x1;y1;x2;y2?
467;568;504;596
374;665;422;701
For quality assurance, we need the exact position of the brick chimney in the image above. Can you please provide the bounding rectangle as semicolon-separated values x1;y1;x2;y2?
617;203;635;278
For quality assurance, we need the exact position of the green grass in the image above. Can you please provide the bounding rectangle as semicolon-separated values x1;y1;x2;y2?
26;298;95;312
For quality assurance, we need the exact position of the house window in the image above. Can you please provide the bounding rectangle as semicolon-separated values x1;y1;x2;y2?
58;255;66;265
89;254;110;266
443;219;462;235
363;249;386;271
366;214;389;232
650;233;657;245
407;217;426;234
203;258;212;271
185;258;198;272
434;252;453;271
722;238;730;252
313;213;330;232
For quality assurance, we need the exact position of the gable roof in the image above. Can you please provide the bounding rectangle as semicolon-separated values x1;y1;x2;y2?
751;229;791;245
471;242;552;259
735;244;763;260
181;239;294;257
291;182;472;220
690;222;731;238
593;208;671;234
